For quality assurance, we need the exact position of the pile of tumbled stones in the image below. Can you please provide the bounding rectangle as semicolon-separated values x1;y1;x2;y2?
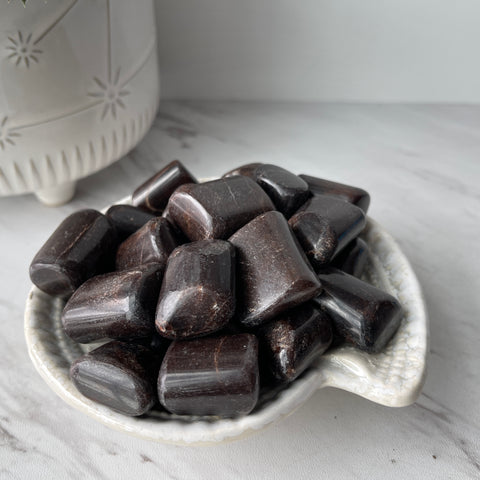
29;161;403;417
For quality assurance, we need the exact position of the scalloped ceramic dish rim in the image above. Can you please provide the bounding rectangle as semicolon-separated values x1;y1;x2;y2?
24;195;428;445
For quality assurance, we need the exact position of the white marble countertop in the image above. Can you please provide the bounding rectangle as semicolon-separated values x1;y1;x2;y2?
1;102;479;479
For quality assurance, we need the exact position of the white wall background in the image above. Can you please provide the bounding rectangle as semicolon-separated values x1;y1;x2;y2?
156;0;480;102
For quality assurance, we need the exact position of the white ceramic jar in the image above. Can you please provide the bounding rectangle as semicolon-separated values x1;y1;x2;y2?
0;0;160;205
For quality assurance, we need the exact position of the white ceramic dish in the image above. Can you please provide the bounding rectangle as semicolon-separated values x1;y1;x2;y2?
24;198;428;445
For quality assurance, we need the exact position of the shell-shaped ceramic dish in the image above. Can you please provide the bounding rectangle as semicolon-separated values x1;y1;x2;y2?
24;196;428;445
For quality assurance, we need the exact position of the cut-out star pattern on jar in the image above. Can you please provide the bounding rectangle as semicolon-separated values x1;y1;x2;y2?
88;67;130;120
0;117;21;150
6;31;42;68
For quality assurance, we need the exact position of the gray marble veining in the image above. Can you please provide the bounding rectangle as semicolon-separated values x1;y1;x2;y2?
0;102;479;479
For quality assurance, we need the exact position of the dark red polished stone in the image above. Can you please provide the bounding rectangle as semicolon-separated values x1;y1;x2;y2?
132;160;197;213
62;264;163;343
222;162;263;178
332;237;370;278
167;176;275;241
29;209;116;297
229;211;322;328
289;214;337;266
254;164;311;217
315;269;403;353
156;240;236;339
299;174;370;213
105;204;156;241
115;217;177;271
158;334;259;417
70;341;161;416
258;302;333;382
289;195;366;269
160;203;190;245
224;163;311;217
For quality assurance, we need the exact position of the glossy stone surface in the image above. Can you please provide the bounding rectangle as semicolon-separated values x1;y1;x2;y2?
332;237;370;278
160;204;190;244
156;240;236;339
299;174;371;213
62;264;163;343
158;334;259;417
289;195;366;268
229;211;322;327
315;269;403;353
70;341;160;416
222;162;263;178
223;163;311;217
132;160;197;213
258;302;333;383
254;164;311;217
106;204;156;241
29;209;116;297
167;176;275;241
115;217;177;271
289;214;337;266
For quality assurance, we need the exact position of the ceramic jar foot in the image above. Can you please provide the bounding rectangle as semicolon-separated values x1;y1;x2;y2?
35;181;76;206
